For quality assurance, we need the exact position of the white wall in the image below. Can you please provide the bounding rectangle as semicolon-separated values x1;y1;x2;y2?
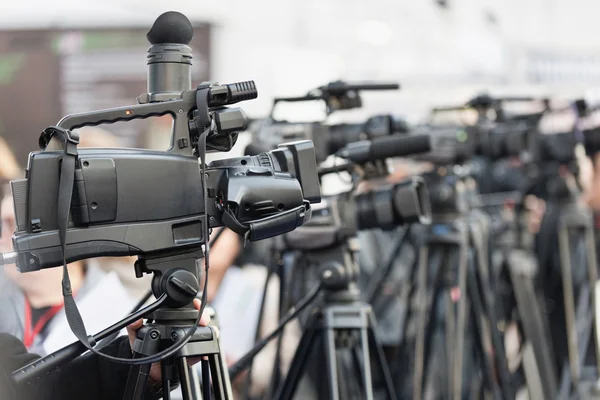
2;0;600;132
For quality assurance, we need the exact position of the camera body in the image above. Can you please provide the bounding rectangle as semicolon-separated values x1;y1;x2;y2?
284;177;430;252
412;125;477;165
11;141;320;272
249;114;405;165
249;120;331;163
9;80;322;273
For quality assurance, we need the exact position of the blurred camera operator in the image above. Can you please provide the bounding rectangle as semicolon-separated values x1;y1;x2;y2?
527;105;595;377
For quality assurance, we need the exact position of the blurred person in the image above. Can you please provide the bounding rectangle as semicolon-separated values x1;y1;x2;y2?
0;137;21;182
583;151;600;212
0;298;211;400
140;114;173;151
0;130;141;356
0;190;141;358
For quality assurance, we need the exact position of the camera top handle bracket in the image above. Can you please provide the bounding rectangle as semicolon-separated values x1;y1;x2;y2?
51;81;257;157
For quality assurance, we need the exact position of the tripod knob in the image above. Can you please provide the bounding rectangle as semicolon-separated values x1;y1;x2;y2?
162;269;200;307
319;261;349;289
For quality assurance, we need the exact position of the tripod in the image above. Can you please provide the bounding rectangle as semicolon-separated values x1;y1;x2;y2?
551;198;600;398
123;253;234;400
486;195;560;400
412;211;514;400
10;252;233;400
273;236;397;400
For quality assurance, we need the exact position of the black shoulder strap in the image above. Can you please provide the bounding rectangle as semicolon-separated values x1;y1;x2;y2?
41;126;96;350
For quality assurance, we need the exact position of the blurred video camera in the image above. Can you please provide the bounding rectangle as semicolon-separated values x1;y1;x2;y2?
246;81;407;163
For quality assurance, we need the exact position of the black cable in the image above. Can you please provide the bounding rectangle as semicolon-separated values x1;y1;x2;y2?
130;291;154;314
229;282;322;380
96;289;154;349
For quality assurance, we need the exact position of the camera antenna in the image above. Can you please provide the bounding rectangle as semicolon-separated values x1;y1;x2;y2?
139;11;194;103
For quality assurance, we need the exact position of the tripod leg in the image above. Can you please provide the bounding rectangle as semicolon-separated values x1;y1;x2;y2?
558;225;580;383
188;366;203;400
508;250;558;399
466;259;502;400
470;223;514;399
367;312;399;400
122;326;161;400
413;245;430;400
208;344;234;400
417;246;445;400
161;358;176;400
124;364;154;400
584;225;600;379
274;322;320;400
357;326;374;400
445;289;456;399
449;241;468;400
270;260;288;396
325;324;342;400
177;357;198;400
201;359;210;399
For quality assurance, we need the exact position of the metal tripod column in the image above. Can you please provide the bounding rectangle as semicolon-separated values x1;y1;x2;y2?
557;203;600;388
413;219;469;400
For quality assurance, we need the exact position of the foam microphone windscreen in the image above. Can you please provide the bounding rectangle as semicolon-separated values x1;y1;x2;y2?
147;11;194;45
369;134;431;161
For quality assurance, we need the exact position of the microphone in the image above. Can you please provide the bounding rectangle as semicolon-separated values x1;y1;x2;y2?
335;134;431;164
141;11;194;102
147;11;193;45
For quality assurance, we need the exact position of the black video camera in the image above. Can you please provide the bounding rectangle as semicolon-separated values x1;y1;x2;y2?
4;17;321;273
246;81;404;163
284;177;431;252
411;125;477;166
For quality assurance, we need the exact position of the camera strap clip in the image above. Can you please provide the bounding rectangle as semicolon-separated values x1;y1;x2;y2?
39;126;80;153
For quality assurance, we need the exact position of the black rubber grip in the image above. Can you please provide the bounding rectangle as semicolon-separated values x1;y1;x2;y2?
228;81;258;103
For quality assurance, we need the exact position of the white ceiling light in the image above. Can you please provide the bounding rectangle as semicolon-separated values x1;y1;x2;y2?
356;20;393;47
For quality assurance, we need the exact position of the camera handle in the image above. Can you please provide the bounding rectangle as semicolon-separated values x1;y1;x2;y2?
54;91;198;157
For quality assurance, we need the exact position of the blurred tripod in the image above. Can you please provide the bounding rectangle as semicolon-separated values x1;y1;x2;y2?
491;199;558;400
272;234;396;400
547;181;600;399
411;175;514;400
